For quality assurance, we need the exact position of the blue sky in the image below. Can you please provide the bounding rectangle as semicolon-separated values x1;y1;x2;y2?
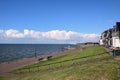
0;0;120;43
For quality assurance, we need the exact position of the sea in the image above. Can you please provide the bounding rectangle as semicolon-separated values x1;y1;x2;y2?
0;44;78;63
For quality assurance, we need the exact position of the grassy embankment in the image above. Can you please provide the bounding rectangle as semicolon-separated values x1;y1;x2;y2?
2;46;120;80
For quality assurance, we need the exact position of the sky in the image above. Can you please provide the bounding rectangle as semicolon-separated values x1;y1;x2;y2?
0;0;120;44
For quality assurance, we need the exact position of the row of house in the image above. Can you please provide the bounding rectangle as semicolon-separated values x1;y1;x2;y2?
99;22;120;56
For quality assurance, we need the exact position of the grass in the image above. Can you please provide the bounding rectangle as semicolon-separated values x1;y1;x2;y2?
2;45;120;80
11;45;109;74
0;76;5;80
10;60;120;80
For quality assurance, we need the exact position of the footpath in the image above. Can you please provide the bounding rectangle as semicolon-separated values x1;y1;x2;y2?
0;45;92;78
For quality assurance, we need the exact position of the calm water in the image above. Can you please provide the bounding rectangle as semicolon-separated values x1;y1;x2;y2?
0;44;77;63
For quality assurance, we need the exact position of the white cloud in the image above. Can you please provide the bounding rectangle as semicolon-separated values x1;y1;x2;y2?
0;30;5;39
0;29;100;43
24;29;42;38
80;33;99;40
41;30;77;40
5;29;24;38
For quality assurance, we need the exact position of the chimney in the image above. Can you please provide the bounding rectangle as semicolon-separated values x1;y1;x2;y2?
116;22;120;27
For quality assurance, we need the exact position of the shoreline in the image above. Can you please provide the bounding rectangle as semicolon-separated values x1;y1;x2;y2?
0;45;93;77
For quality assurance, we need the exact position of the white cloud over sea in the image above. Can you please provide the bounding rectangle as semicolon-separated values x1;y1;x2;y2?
0;29;100;43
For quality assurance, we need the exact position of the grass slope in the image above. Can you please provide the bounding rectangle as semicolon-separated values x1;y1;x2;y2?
12;60;120;80
11;46;110;74
3;46;120;80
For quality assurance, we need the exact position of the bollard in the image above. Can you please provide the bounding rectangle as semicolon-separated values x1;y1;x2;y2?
84;57;87;64
28;67;30;73
37;65;39;72
59;62;62;69
18;69;23;80
72;59;75;65
48;64;50;70
19;69;21;74
98;54;101;62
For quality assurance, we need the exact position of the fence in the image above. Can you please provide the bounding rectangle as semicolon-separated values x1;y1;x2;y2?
15;52;112;75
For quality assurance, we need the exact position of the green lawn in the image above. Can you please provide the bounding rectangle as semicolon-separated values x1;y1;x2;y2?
2;45;120;80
